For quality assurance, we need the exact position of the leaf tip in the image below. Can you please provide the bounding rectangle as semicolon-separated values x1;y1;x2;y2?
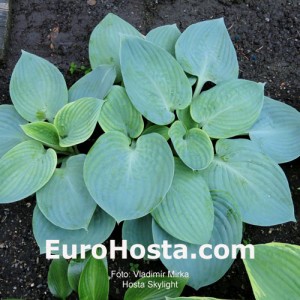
212;17;225;27
21;49;29;55
259;82;267;88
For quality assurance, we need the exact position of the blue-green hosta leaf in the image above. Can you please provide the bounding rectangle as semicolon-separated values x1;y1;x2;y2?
124;276;188;300
187;75;197;86
54;97;103;147
48;258;72;299
0;105;29;158
175;18;238;91
152;191;242;290
152;158;214;244
244;243;300;300
98;86;144;138
0;141;56;203
21;121;66;151
191;79;264;138
78;256;109;300
120;37;192;125
176;106;198;130
69;65;116;102
33;206;115;255
36;155;97;230
122;215;154;254
202;139;295;225
142;125;170;141
89;13;142;82
169;121;213;170
249;97;300;164
84;132;174;222
10;51;68;122
146;24;181;56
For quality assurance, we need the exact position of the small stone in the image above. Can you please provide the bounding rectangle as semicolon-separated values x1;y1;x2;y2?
87;0;96;5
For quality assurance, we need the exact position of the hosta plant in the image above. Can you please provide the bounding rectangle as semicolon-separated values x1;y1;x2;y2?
1;13;300;294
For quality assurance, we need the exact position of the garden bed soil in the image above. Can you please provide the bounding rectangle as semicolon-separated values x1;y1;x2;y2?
0;0;299;299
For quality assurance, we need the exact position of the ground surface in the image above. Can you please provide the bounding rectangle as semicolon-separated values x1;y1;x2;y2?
0;0;299;299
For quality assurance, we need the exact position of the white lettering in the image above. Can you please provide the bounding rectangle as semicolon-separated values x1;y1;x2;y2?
130;244;146;259
110;240;127;259
199;244;212;259
45;240;60;259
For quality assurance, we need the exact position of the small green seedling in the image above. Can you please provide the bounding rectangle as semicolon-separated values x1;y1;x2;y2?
69;62;92;75
129;263;140;272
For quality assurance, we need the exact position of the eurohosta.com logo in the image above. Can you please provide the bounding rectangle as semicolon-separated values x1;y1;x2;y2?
46;239;255;260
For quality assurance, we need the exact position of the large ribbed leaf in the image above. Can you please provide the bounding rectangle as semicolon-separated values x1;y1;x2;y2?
0;141;56;203
120;37;192;125
146;24;181;56
68;65;116;102
54;97;103;147
48;258;72;299
0;105;29;158
124;276;188;300
169;121;213;170
175;18;238;93
202;139;295;225
78;256;109;300
152;191;242;290
191;80;264;138
152;158;214;244
10;51;68;122
21;121;66;152
122;215;154;254
98;86;144;138
142;125;170;141
36;155;97;230
89;13;142;82
244;243;300;300
249;97;300;163
33;206;115;255
84;132;174;222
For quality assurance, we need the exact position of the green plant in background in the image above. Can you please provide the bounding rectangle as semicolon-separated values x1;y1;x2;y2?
48;254;109;299
69;61;92;75
1;13;300;299
129;262;140;272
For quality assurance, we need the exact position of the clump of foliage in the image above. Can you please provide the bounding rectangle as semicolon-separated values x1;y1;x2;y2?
1;13;300;298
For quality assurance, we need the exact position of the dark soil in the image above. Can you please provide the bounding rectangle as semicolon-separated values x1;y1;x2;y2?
0;0;299;299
